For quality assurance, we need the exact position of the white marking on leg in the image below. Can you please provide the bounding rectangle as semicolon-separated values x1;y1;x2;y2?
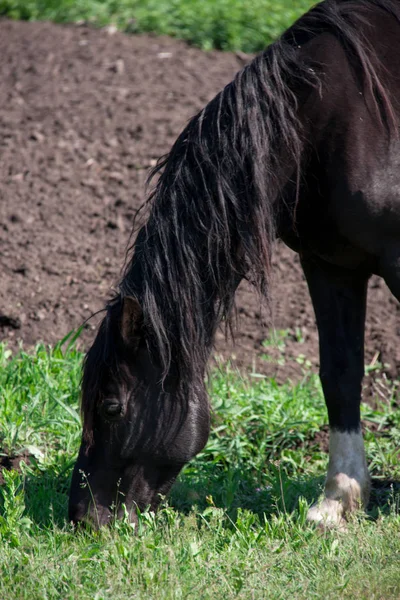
307;429;371;528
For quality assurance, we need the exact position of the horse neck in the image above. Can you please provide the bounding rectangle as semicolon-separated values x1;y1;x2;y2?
122;56;310;379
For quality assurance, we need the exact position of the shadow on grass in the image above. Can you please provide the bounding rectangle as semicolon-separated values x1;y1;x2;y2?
369;478;400;518
22;462;72;528
2;459;399;529
170;462;325;520
25;469;71;527
23;461;322;527
170;463;400;522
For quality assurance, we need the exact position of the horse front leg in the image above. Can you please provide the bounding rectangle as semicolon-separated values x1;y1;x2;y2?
300;256;371;527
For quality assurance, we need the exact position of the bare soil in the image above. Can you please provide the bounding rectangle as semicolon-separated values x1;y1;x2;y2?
0;18;399;396
0;451;31;485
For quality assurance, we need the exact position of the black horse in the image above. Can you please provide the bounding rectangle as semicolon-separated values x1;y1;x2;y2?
69;0;400;528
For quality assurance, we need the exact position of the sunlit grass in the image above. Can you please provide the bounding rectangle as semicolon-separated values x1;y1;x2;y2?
0;0;315;52
0;340;399;598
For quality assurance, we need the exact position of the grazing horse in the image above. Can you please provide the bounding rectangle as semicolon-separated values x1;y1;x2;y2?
69;0;400;528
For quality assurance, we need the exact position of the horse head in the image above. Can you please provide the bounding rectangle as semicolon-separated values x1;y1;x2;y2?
68;296;210;527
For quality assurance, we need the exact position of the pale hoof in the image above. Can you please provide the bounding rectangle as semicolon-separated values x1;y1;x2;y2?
307;498;347;530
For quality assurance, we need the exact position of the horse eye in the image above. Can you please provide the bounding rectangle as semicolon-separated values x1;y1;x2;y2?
102;401;123;419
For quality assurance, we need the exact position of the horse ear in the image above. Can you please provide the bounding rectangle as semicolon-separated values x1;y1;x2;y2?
120;296;143;346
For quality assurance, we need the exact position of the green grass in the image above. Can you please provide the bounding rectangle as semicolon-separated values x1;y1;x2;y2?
0;340;399;599
0;0;315;52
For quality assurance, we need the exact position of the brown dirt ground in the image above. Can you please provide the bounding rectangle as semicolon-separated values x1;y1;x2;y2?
0;451;31;485
0;18;399;397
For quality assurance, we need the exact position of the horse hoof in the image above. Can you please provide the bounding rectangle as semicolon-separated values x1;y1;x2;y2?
306;498;347;531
